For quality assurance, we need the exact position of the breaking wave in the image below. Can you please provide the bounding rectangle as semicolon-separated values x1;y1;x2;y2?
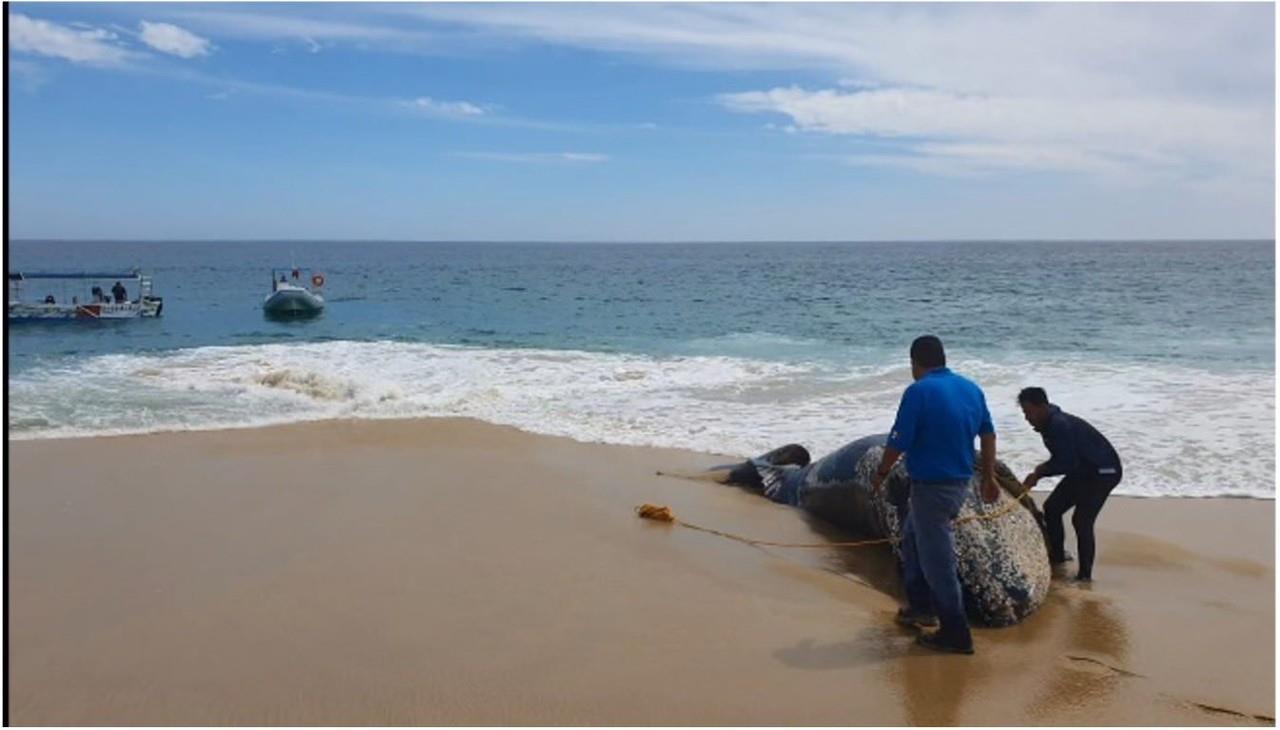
8;339;1274;499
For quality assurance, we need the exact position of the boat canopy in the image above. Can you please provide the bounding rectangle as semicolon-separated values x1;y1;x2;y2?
9;271;143;281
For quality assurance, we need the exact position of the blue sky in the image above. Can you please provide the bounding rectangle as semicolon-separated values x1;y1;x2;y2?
8;2;1276;241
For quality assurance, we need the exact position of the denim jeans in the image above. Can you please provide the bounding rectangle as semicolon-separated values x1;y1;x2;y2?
900;479;971;642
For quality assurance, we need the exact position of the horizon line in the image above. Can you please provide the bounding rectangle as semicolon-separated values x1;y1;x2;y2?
9;237;1275;245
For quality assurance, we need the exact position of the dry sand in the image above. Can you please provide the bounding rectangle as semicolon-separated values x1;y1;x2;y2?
8;418;1275;725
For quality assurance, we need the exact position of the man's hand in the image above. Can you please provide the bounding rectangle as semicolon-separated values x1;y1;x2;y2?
872;446;902;493
980;476;999;503
1022;472;1040;490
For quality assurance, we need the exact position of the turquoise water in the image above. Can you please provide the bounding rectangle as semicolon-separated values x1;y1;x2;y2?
7;240;1275;497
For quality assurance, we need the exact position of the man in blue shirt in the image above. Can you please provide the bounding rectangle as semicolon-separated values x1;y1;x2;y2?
871;336;998;654
1018;387;1122;583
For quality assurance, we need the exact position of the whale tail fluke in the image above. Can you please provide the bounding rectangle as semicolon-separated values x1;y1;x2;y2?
758;443;811;467
714;443;812;494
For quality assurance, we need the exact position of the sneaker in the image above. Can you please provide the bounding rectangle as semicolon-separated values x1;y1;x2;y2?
916;631;975;655
895;607;939;629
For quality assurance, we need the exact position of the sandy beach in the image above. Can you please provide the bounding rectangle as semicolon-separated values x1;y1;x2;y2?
8;417;1275;725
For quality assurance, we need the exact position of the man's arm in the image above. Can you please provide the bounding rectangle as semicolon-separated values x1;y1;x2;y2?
872;386;919;490
1023;416;1077;489
872;445;903;490
977;392;999;502
979;432;998;502
1036;417;1078;478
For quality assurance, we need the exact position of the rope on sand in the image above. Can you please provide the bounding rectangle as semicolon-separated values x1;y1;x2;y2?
635;483;1033;550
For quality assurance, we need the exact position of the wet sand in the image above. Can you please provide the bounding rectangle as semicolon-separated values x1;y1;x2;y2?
8;418;1275;725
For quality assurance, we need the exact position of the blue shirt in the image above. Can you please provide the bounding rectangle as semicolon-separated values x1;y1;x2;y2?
887;367;995;481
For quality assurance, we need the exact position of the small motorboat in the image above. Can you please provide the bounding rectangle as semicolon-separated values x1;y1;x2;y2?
264;268;325;318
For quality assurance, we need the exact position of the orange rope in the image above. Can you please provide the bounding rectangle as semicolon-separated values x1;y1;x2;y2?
635;486;1033;550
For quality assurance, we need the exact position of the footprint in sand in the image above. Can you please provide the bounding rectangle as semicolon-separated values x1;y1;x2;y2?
1187;702;1274;725
1062;653;1143;678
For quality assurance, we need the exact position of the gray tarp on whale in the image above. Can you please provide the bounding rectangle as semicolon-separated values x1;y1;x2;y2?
725;434;1051;627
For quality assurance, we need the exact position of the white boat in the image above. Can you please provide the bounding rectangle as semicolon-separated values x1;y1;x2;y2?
264;268;325;317
7;271;163;321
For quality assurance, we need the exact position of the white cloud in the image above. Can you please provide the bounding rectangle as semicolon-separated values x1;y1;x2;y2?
719;85;1271;181
145;4;1274;107
454;152;609;164
404;97;486;118
837;147;1127;180
163;8;440;48
138;21;212;59
11;4;1272;190
396;4;1272;101
391;4;1273;183
9;14;133;66
121;65;585;132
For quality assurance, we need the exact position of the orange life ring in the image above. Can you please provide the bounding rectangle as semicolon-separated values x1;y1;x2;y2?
311;274;325;287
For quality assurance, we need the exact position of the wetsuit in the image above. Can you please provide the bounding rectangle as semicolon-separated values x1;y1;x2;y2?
1036;405;1122;580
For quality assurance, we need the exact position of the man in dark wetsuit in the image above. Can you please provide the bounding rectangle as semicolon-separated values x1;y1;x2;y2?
111;281;127;303
1018;387;1122;582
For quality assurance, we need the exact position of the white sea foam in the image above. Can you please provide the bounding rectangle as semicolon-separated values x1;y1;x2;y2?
7;341;1274;498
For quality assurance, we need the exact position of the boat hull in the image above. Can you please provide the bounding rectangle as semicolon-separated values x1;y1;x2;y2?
8;298;163;321
263;289;324;317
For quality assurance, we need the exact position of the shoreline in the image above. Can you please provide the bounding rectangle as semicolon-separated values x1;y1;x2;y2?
8;415;1274;501
9;417;1275;725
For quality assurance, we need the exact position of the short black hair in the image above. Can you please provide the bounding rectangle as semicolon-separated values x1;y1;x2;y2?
1018;387;1049;406
909;335;946;369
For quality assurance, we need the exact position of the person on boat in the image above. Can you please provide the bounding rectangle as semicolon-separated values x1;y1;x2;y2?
1018;387;1122;583
111;281;127;303
43;294;55;304
91;286;105;302
870;335;998;655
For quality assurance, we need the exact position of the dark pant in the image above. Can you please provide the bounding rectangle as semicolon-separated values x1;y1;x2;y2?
901;479;971;643
1044;471;1122;579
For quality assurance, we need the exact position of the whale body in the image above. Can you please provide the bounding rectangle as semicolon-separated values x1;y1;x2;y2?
720;434;1051;627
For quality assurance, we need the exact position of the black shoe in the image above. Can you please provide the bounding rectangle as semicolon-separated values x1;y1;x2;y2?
1073;573;1093;583
916;631;974;655
1050;550;1076;565
895;608;939;629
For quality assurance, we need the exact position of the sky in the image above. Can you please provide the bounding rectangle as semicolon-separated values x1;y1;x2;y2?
7;2;1276;241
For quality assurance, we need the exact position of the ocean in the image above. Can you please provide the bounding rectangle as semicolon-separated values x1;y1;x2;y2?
7;239;1275;498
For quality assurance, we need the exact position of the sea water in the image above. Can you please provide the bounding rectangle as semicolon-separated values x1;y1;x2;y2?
7;240;1274;498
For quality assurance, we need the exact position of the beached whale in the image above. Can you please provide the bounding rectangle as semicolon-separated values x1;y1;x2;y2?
715;434;1051;627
